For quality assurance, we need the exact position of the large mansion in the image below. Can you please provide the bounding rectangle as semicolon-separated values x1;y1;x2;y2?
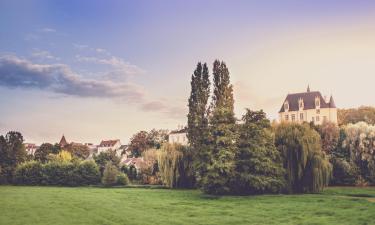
279;86;337;125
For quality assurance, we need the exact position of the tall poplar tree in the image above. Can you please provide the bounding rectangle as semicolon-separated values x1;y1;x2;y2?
187;62;210;185
201;60;237;195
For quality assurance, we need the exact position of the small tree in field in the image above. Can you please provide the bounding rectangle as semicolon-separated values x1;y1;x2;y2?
102;162;118;187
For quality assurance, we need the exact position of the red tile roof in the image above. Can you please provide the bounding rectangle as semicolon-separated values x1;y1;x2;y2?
99;139;120;147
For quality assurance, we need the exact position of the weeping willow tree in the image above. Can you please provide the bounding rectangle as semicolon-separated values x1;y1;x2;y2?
157;143;183;188
275;123;332;193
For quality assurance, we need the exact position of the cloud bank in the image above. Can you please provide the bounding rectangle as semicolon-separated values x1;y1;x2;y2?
0;55;145;100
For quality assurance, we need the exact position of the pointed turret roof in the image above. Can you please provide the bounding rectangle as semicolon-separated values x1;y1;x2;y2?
329;95;336;108
59;135;68;147
307;85;310;92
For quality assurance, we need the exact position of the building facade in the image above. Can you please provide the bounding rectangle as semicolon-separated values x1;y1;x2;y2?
97;139;122;155
168;127;188;145
279;86;337;125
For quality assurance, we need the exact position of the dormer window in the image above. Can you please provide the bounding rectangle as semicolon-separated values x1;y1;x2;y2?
284;101;289;112
315;96;320;108
298;98;304;110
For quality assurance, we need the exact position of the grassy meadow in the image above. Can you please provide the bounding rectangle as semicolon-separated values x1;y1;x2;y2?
0;186;374;225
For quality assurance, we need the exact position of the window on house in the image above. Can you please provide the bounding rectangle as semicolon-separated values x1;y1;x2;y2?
316;116;320;122
315;98;320;107
291;114;295;121
285;115;289;121
284;101;289;111
316;109;320;114
300;113;304;121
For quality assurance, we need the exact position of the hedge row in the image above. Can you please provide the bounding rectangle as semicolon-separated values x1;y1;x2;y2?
14;160;100;186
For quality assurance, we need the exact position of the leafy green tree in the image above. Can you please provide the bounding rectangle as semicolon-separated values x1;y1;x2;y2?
201;60;237;195
0;131;26;183
34;143;54;163
94;150;120;175
102;162;119;187
187;62;210;183
64;143;90;159
318;121;339;154
233;109;285;194
275;123;331;193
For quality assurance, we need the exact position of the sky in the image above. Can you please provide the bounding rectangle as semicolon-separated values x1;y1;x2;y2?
1;0;375;145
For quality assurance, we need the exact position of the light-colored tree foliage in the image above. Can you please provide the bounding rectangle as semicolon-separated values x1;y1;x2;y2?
157;143;183;188
342;122;375;184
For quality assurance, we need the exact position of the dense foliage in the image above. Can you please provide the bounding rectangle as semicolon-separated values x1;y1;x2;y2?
275;123;332;193
0;131;26;183
233;109;285;194
338;106;375;125
200;60;237;195
102;162;119;187
128;129;168;157
14;160;100;186
187;62;210;185
94;150;121;175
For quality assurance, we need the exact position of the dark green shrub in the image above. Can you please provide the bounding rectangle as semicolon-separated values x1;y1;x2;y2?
102;162;118;187
14;161;43;185
117;173;129;185
76;160;100;185
42;161;77;186
330;158;358;186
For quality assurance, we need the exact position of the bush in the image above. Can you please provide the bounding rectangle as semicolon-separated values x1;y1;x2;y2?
14;161;43;185
76;160;100;185
14;160;101;186
330;158;358;186
116;173;129;185
42;161;77;186
102;162;118;187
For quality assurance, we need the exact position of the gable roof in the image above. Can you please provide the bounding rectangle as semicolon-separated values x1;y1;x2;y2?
99;139;120;147
279;91;336;113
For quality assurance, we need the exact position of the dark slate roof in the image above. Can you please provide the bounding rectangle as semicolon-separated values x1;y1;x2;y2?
170;127;187;134
279;91;336;113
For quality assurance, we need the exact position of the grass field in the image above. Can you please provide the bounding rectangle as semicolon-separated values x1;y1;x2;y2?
0;186;374;225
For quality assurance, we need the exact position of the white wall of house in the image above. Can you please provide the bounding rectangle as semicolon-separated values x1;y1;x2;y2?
97;141;121;154
279;108;337;125
168;133;188;145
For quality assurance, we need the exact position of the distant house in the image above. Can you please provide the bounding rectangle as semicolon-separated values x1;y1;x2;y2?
24;143;38;155
279;86;337;125
168;126;188;145
97;139;121;155
122;157;144;173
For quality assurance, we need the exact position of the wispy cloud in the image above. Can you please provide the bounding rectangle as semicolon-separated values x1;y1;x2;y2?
39;27;56;33
73;43;89;50
31;49;60;61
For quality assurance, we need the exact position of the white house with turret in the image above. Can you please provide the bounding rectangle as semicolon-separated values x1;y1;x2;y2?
279;86;337;125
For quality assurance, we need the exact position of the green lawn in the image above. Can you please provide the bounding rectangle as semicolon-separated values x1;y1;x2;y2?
0;186;374;225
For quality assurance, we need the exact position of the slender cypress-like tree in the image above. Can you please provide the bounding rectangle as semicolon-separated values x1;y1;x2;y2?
187;62;210;186
275;123;332;193
201;60;237;195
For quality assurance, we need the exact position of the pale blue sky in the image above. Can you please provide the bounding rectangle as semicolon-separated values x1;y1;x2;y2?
1;0;375;144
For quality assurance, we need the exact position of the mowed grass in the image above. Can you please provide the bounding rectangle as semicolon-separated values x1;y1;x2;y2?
0;186;374;225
